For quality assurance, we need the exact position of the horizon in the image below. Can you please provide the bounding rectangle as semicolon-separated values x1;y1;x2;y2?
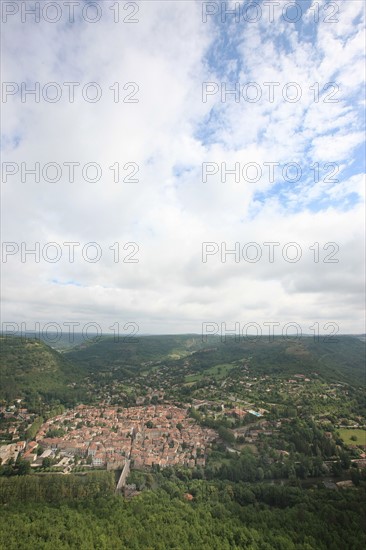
2;330;365;338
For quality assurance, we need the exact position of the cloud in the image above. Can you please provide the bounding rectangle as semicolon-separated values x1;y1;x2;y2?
1;0;365;334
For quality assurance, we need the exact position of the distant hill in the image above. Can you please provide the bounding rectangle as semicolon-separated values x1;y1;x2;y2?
0;334;208;404
0;336;84;404
164;335;365;387
64;334;209;371
65;334;365;387
1;335;364;406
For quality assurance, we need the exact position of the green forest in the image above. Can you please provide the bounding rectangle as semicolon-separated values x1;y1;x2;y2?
1;334;365;409
0;472;365;550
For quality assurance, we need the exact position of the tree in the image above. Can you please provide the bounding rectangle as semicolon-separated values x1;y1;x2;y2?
340;450;351;470
16;458;31;475
351;468;361;486
42;457;52;469
218;426;235;445
331;461;342;477
256;467;264;481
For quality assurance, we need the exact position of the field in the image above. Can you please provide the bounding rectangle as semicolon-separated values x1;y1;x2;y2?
185;363;235;383
338;428;366;446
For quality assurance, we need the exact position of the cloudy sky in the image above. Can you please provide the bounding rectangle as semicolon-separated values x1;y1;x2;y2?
1;0;365;337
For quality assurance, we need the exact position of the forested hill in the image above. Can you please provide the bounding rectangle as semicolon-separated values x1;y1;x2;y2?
0;334;208;404
1;473;366;549
1;334;364;406
0;336;84;404
65;334;366;387
64;334;209;370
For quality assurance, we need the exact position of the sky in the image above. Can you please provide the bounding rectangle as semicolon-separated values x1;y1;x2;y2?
1;0;365;338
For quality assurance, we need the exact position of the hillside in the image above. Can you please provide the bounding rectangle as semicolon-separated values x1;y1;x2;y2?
64;334;209;372
65;334;366;387
1;335;364;408
0;336;84;405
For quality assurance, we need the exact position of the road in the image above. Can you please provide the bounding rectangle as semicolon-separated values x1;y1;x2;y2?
116;458;131;492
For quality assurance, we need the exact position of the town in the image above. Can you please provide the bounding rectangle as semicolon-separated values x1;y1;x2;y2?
1;404;216;473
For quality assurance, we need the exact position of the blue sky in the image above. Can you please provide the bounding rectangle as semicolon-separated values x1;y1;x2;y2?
1;0;365;334
197;0;365;213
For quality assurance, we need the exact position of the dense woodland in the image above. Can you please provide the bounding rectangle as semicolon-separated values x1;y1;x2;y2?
1;334;365;409
0;472;365;549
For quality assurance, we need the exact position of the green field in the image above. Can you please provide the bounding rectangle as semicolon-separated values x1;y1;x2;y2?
338;428;366;446
185;363;235;383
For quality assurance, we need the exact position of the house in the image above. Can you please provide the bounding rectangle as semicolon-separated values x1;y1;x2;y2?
92;452;106;467
88;443;98;457
336;480;353;488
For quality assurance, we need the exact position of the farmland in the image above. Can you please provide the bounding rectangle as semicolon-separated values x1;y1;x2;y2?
338;428;366;446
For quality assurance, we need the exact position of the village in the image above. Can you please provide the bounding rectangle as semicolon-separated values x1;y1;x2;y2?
1;364;365;479
9;404;217;472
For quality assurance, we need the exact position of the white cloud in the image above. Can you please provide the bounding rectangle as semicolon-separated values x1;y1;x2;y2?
1;0;365;335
